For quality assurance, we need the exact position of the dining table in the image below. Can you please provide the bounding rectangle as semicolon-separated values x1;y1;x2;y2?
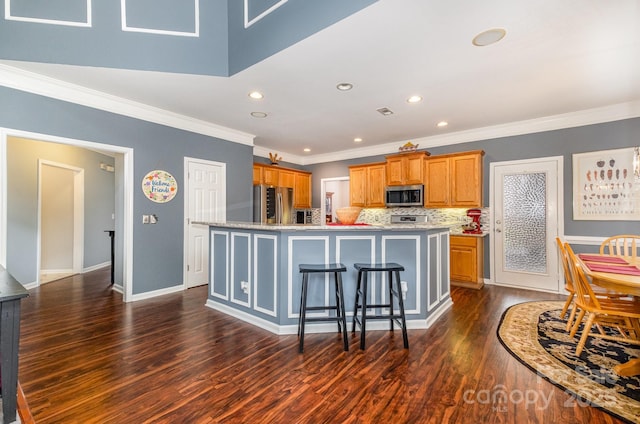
577;253;640;377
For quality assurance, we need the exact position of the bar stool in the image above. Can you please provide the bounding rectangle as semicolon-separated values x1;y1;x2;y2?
352;262;409;350
298;263;349;353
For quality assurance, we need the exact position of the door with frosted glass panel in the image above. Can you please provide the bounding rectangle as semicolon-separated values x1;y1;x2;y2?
491;158;561;291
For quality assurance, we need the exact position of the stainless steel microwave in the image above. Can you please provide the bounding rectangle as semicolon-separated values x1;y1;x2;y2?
385;185;424;207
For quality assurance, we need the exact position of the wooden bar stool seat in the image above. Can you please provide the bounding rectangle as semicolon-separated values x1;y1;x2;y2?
352;262;409;350
298;263;349;353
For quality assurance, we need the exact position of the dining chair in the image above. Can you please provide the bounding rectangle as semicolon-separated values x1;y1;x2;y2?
556;237;578;330
556;238;623;332
600;235;640;258
565;243;640;356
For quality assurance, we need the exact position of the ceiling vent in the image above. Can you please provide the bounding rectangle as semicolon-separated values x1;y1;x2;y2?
376;107;394;116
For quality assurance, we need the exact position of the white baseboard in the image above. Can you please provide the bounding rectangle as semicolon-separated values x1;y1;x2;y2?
206;298;454;335
83;261;110;273
129;284;184;302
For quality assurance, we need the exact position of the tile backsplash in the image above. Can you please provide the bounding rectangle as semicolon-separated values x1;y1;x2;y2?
301;207;490;232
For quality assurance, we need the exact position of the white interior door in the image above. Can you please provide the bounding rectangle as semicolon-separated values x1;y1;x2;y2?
38;160;84;284
185;158;226;288
491;157;563;292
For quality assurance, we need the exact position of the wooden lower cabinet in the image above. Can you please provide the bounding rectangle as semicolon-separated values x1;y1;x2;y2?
450;235;484;289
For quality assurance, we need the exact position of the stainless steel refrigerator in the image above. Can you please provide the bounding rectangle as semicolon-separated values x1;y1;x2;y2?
253;185;294;224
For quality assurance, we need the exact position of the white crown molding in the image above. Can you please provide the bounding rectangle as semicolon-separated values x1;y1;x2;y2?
290;100;640;165
0;64;255;146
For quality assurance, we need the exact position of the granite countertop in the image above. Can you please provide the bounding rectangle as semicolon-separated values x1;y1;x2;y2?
195;221;450;231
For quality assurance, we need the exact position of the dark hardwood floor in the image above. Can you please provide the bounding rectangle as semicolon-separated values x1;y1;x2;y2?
18;268;624;423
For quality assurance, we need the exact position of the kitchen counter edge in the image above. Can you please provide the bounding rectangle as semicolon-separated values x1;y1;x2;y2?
195;221;451;231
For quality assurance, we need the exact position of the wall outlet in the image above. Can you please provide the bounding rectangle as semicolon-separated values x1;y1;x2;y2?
240;281;249;294
400;281;408;300
142;215;150;224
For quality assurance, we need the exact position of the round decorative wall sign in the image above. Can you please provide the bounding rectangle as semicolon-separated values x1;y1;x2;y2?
142;170;178;203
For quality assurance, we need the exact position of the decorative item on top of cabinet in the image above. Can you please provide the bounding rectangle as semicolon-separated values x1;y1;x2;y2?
450;235;484;289
424;150;484;207
386;151;430;186
349;162;386;207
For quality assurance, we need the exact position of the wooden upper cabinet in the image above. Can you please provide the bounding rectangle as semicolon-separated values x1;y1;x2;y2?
385;152;428;186
424;150;484;208
349;166;367;207
278;169;295;188
252;164;263;185
254;163;312;208
367;163;387;207
424;156;450;207
294;172;311;209
263;166;279;186
451;152;483;207
349;162;387;208
349;163;386;207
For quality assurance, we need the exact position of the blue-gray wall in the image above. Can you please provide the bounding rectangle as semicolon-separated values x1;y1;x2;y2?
7;137;115;281
0;0;377;76
1;86;253;293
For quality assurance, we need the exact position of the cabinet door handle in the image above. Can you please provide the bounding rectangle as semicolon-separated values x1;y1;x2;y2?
495;229;502;233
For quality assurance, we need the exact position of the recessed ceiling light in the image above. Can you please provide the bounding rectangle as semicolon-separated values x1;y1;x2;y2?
248;91;263;100
354;137;363;143
437;121;449;128
303;148;311;152
336;83;353;91
407;95;423;103
472;28;506;47
250;112;267;118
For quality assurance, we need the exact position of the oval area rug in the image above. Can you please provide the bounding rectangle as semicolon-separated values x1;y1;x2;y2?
497;300;640;424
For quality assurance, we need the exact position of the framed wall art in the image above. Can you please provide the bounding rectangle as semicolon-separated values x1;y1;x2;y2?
572;147;640;220
142;170;178;203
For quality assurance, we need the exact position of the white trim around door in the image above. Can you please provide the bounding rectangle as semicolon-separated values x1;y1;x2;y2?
0;128;134;302
489;156;564;293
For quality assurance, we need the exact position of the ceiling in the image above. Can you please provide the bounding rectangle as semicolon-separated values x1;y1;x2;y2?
2;0;640;164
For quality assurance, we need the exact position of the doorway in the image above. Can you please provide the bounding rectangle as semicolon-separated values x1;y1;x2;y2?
490;156;564;292
184;157;226;288
38;160;84;284
1;128;134;301
321;177;349;223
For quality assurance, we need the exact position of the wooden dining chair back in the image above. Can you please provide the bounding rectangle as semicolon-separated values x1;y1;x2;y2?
556;238;576;328
600;235;640;258
564;243;640;356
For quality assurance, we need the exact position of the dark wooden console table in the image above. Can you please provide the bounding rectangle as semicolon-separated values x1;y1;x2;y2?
0;266;29;424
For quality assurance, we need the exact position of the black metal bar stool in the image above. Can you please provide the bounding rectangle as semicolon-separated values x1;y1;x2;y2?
352;262;409;350
298;263;349;353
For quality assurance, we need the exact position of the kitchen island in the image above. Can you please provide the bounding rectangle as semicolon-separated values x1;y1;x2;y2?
199;222;452;335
